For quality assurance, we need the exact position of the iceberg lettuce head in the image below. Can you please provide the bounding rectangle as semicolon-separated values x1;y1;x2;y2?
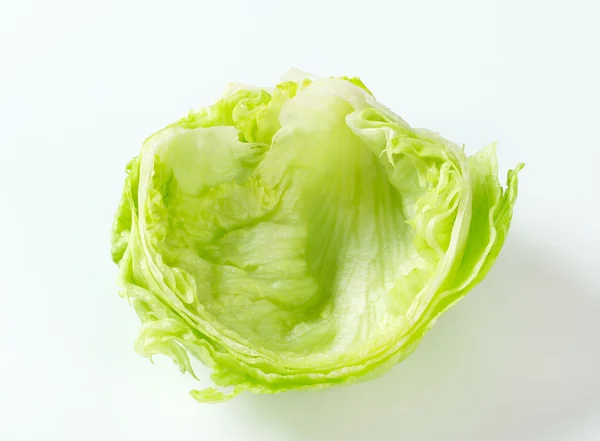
112;70;523;402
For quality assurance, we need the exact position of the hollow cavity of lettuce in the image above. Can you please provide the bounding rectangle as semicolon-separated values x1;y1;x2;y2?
112;70;523;402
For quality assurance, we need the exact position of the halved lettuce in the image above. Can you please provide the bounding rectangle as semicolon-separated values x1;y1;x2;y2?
112;70;523;402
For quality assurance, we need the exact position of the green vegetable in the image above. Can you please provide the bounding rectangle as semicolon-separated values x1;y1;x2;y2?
112;70;523;402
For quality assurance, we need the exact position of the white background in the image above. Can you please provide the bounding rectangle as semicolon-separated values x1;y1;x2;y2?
1;0;599;440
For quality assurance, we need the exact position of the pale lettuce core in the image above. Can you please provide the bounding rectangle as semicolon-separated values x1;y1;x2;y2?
112;71;523;402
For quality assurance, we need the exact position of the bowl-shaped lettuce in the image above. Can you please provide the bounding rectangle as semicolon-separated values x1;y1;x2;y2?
112;71;522;402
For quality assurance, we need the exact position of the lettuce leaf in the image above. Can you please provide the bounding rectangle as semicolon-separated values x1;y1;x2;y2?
112;70;523;402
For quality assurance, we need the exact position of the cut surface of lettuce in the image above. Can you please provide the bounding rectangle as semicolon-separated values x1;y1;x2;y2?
112;70;523;402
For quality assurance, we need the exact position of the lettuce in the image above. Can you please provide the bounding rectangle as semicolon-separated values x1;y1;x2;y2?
111;70;523;402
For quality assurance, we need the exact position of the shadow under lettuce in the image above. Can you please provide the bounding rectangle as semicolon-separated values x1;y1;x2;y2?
236;233;600;441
